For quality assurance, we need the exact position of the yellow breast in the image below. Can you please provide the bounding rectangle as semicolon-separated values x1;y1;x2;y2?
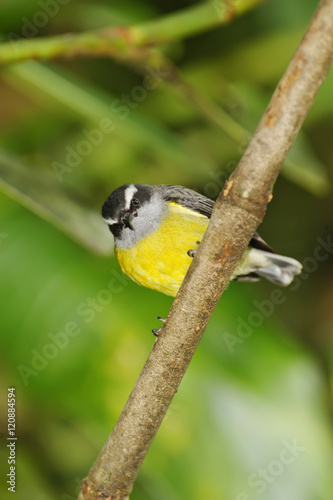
115;203;209;296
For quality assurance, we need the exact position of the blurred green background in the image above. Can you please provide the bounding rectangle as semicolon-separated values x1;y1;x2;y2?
0;0;333;499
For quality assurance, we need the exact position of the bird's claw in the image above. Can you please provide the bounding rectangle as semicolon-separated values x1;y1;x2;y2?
152;317;166;337
187;241;200;258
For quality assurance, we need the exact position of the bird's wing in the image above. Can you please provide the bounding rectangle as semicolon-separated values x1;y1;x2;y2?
160;185;215;218
250;232;274;253
160;185;275;253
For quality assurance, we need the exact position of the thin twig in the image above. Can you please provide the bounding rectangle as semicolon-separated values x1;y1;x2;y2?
77;1;333;498
0;0;264;65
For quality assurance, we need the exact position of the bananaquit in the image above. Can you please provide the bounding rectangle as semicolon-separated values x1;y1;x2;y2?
101;184;302;297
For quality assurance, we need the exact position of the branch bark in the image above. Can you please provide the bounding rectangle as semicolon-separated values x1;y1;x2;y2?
78;1;333;498
0;0;263;65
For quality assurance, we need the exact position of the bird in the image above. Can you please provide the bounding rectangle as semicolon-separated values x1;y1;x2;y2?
101;183;302;298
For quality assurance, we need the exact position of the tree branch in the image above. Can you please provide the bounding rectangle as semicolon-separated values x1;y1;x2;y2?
78;0;333;498
0;0;263;65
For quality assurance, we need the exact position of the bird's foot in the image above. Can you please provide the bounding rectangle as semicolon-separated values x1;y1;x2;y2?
187;241;200;258
152;316;166;337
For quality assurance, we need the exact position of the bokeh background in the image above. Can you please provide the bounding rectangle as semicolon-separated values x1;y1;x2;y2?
1;0;333;499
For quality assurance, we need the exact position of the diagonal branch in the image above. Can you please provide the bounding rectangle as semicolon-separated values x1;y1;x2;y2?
0;0;264;65
78;0;333;499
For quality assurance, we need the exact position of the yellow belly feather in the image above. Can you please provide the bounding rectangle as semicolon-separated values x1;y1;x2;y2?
115;203;209;296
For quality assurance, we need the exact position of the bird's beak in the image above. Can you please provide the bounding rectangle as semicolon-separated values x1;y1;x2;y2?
122;212;134;230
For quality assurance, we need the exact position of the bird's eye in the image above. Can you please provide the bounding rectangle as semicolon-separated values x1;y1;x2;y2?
131;198;140;207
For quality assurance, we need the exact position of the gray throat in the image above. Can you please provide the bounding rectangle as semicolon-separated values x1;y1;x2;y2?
115;194;166;249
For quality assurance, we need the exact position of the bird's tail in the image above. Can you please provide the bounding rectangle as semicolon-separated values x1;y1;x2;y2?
255;251;302;286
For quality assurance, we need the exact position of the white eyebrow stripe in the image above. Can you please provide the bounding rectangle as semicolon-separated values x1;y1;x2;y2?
104;217;118;226
124;184;138;210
